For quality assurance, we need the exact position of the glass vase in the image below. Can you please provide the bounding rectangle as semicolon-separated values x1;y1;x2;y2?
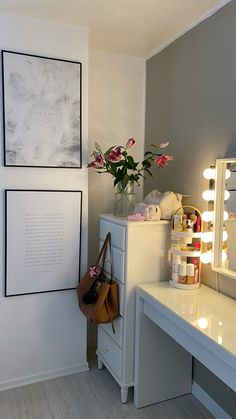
114;181;136;217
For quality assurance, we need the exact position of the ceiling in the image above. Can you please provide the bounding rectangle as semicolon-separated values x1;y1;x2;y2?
0;0;230;58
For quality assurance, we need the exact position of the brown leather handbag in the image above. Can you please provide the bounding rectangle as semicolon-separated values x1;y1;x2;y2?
77;233;119;333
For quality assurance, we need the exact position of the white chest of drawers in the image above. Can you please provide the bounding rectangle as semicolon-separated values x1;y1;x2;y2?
96;214;170;403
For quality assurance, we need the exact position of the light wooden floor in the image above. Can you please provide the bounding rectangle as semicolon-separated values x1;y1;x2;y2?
0;349;214;419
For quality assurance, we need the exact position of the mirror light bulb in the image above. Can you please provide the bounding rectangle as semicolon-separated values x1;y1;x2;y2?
202;190;215;201
224;211;229;221
200;251;212;264
224;190;230;200
202;211;214;222
203;168;216;179
225;169;231;180
223;231;228;242
202;231;213;243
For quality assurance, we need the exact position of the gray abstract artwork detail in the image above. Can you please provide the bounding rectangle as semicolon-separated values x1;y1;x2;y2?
3;52;81;167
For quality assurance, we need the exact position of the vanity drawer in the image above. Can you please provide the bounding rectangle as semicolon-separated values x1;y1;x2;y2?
97;327;122;380
100;316;123;348
100;219;126;250
100;240;125;284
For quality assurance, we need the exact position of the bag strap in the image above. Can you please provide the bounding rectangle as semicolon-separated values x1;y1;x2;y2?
107;233;114;284
96;233;111;268
105;298;115;334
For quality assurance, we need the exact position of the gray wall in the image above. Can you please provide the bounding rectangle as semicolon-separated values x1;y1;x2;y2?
145;0;236;415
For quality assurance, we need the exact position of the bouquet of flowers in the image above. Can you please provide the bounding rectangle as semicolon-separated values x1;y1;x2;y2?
89;138;174;191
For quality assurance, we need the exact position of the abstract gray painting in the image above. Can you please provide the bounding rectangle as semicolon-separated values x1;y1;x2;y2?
2;51;82;168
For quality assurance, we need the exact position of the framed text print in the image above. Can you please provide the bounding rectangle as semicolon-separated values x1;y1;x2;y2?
5;190;82;296
2;50;82;168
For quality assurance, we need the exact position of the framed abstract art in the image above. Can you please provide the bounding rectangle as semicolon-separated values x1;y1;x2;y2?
2;50;82;168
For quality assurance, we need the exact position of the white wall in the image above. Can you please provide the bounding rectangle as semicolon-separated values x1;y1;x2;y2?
0;13;89;390
88;49;146;262
88;49;146;345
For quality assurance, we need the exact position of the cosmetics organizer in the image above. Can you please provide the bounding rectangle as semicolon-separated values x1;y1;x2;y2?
169;206;202;289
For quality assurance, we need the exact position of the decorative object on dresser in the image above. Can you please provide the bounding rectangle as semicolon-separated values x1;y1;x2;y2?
144;190;182;220
133;203;161;221
96;214;170;403
169;206;202;289
2;50;82;168
88;139;174;216
77;232;119;332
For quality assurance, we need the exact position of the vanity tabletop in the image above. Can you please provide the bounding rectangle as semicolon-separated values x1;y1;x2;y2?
137;282;236;359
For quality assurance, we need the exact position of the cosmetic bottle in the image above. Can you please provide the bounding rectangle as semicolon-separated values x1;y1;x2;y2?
174;214;182;231
192;241;201;252
178;263;186;284
194;213;201;233
172;255;181;274
186;263;195;284
192;258;199;283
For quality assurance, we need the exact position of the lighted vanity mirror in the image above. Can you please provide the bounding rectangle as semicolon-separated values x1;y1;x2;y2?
213;158;236;279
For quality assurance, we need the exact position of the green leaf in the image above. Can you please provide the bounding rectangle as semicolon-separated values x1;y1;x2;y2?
144;168;153;177
142;160;152;169
126;156;138;170
114;178;120;187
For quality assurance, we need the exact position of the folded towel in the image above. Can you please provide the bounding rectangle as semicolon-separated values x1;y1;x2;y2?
134;203;161;221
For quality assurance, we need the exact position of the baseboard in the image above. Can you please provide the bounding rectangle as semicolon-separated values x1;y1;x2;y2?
0;362;89;392
192;381;231;419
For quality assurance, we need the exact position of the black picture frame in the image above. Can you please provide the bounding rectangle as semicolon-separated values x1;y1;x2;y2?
2;50;82;168
5;189;83;297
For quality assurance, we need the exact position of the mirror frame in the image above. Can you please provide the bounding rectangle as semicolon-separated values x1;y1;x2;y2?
213;158;236;280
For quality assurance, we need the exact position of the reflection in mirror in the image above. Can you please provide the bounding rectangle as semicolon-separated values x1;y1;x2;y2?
213;159;236;279
225;164;236;271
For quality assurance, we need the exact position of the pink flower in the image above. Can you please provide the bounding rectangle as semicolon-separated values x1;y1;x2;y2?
89;265;102;278
126;138;136;148
107;147;122;162
89;152;104;168
159;141;169;148
165;154;174;161
155;154;174;168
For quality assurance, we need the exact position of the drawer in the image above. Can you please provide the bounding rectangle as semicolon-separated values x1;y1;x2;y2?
100;316;123;348
97;326;122;380
100;219;126;250
118;282;124;317
100;240;125;284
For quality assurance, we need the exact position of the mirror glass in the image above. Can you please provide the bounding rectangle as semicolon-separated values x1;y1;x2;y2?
225;164;236;271
213;159;236;278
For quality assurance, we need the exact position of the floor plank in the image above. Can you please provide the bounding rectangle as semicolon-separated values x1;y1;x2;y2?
0;349;214;419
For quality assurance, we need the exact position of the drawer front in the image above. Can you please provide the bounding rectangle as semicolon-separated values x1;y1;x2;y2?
100;316;123;348
97;327;122;380
99;240;125;284
100;219;126;250
118;282;124;317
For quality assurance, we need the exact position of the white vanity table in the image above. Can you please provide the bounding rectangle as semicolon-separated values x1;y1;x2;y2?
134;282;236;409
